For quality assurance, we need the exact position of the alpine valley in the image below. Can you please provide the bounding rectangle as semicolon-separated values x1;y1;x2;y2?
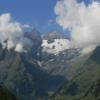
0;29;100;100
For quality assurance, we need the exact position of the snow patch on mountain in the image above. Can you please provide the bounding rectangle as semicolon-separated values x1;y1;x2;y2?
42;39;70;54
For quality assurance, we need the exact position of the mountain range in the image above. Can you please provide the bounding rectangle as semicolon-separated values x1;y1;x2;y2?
0;29;100;100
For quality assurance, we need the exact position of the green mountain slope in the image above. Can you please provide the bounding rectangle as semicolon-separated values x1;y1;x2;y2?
51;47;100;100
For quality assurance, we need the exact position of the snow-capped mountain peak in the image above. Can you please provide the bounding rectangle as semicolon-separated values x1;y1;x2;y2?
42;39;70;54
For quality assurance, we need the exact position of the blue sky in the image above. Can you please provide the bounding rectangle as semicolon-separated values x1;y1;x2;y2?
0;0;95;33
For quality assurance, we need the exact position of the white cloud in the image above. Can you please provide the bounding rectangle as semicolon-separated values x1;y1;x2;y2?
55;0;100;54
15;43;23;52
0;13;30;52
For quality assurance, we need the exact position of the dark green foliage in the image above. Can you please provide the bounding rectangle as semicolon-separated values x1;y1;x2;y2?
0;85;17;100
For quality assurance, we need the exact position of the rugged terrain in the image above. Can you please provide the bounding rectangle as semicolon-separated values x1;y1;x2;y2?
0;30;100;100
51;47;100;100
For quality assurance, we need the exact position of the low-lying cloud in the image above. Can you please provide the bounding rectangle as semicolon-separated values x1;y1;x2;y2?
0;13;29;52
55;0;100;54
